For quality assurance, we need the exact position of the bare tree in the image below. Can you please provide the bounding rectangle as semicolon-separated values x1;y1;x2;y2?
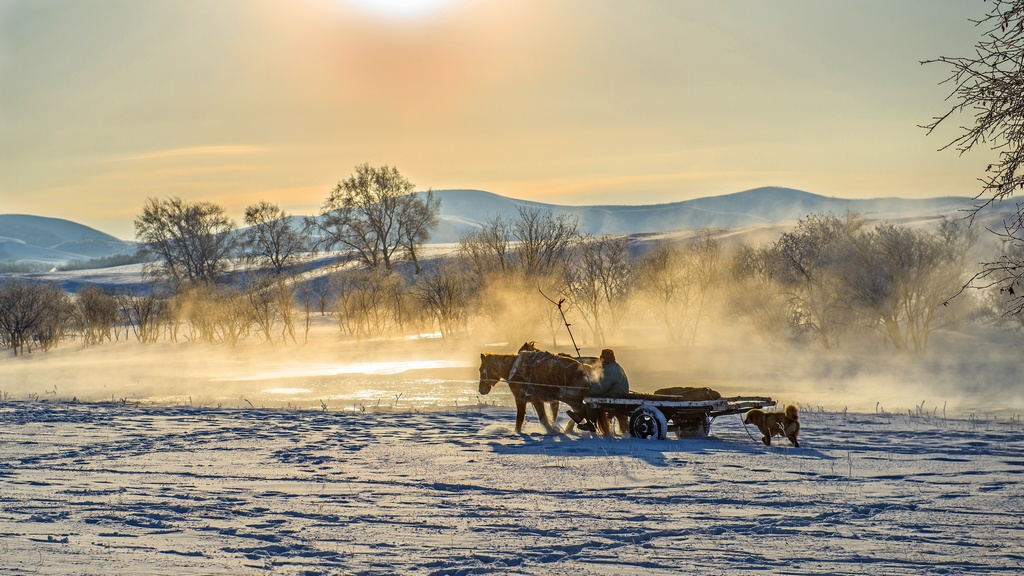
633;231;723;345
512;207;580;275
213;286;250;347
134;197;237;286
242;201;307;275
0;280;30;352
35;287;75;352
458;213;513;284
729;243;791;340
684;230;725;344
310;277;333;316
459;207;580;280
457;206;581;344
175;286;211;343
118;291;165;343
244;275;280;344
411;261;471;338
330;268;407;339
845;222;973;352
174;284;249;346
981;238;1024;330
399;191;441;274
770;213;864;348
567;235;633;345
310;164;440;272
925;0;1024;315
0;280;72;354
74;286;119;346
274;280;298;344
295;281;317;343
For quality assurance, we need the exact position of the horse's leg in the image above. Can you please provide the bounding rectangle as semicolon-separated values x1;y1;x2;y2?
549;400;560;426
548;400;567;433
513;393;527;433
616;410;629;435
533;398;555;433
597;411;614;437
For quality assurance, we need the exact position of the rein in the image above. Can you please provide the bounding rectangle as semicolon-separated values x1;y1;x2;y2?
739;414;759;443
506;379;589;391
478;362;503;388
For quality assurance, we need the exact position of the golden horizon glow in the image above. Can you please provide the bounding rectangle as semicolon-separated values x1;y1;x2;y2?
0;0;990;239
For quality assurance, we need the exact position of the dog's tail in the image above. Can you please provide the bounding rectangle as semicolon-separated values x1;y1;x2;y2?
785;404;799;420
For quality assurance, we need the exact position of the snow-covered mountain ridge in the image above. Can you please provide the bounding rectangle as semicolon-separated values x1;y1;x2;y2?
1;187;976;265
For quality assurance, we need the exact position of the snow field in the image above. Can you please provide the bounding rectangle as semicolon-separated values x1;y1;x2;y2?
1;402;1022;575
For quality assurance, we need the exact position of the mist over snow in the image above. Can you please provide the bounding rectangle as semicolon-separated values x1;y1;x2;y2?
2;185;1023;415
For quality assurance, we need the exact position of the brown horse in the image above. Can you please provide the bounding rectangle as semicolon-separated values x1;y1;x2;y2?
478;345;596;433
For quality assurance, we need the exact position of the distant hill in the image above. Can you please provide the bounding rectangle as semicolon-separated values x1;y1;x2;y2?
1;187;982;267
0;215;135;267
425;187;975;243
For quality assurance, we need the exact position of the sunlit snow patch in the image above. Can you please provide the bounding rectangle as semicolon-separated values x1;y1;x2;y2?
215;359;471;381
262;387;312;395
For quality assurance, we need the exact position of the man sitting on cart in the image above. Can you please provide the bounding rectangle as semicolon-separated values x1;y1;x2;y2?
581;348;629;434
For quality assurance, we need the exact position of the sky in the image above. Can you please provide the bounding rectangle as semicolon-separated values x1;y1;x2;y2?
0;0;989;240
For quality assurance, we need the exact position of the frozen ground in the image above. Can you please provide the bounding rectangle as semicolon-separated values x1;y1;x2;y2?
1;400;1022;575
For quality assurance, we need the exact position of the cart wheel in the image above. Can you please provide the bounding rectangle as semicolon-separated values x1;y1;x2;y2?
629;406;667;440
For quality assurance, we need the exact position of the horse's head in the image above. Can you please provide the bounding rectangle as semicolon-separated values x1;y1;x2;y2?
518;341;538;353
479;353;497;395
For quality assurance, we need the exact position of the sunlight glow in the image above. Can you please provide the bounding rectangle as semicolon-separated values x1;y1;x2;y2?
216;359;471;381
347;0;455;19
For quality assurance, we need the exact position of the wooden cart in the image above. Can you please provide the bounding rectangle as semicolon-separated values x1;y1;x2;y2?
583;393;776;439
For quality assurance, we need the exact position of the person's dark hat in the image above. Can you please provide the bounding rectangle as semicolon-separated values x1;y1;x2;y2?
600;349;615;363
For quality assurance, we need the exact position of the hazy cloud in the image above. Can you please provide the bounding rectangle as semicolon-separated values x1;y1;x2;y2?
106;145;267;163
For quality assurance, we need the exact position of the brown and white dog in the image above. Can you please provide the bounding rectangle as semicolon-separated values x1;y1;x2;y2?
744;405;800;447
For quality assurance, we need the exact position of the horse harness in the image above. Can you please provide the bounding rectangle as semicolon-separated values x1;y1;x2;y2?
507;351;588;394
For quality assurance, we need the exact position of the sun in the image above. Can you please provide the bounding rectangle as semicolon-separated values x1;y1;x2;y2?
348;0;456;19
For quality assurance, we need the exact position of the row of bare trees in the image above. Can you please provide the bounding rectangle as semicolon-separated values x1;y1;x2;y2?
6;132;1016;354
0;276;316;353
417;207;981;354
134;164;440;289
0;202;994;355
732;214;978;352
0;282;173;354
0;281;71;355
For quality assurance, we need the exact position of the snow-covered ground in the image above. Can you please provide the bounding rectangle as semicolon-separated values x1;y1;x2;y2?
1;400;1022;575
2;330;1023;574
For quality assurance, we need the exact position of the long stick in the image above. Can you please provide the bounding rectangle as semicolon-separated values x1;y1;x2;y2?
538;288;581;358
